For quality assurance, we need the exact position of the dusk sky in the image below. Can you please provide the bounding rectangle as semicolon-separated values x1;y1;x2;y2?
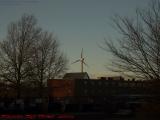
0;0;150;78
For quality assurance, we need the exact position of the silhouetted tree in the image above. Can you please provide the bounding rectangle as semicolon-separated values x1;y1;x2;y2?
0;14;41;98
0;14;68;98
31;31;68;97
103;0;160;80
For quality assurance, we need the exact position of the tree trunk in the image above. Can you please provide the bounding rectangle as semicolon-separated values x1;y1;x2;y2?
39;83;43;98
17;84;21;99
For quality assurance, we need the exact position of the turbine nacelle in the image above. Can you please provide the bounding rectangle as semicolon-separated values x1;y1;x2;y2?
81;58;84;61
72;48;89;73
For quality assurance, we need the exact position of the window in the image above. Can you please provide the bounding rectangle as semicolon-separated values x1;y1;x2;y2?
105;82;108;86
131;82;136;87
84;89;88;94
118;82;123;87
84;81;87;85
91;82;95;85
98;81;102;85
124;82;128;87
68;89;71;94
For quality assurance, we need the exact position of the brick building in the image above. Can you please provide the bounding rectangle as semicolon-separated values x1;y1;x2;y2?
48;72;154;105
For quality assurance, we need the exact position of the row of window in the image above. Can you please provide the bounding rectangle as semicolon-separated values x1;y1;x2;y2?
82;80;145;87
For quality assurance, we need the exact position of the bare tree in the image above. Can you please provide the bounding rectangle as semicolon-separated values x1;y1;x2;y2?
0;14;68;98
103;0;160;80
0;14;42;98
31;31;68;97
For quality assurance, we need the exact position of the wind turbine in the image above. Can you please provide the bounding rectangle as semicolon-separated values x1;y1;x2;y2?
72;48;88;73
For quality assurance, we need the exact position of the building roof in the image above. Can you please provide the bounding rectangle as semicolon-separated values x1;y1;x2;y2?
63;72;90;79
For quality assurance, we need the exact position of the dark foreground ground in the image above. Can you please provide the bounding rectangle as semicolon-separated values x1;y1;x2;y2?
0;98;159;120
0;112;159;120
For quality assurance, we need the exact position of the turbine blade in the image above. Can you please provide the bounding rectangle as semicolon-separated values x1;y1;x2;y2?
71;59;80;64
83;61;89;67
81;48;83;58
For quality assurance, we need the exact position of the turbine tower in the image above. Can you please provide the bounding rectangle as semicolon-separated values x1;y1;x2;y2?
72;48;88;73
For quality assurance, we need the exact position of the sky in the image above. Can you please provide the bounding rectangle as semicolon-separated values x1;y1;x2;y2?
0;0;150;78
